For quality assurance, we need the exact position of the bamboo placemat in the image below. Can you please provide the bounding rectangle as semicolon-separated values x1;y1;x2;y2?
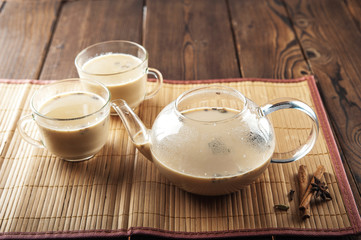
0;76;360;239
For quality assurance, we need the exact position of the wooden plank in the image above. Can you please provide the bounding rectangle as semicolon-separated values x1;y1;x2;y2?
284;0;361;210
0;0;61;79
344;0;361;31
39;0;143;80
228;0;310;79
144;0;240;80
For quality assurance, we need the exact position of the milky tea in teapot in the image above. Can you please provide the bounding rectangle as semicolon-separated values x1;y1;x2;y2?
150;106;275;195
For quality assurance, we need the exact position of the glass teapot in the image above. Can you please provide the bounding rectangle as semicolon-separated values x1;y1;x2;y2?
112;85;319;195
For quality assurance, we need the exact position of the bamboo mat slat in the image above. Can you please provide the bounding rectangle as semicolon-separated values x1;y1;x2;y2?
0;76;360;239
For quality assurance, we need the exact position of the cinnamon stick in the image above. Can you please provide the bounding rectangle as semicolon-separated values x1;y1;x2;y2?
298;165;308;198
297;165;310;219
299;165;325;211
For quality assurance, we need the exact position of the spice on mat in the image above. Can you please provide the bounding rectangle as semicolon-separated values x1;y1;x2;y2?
298;165;308;198
299;165;327;219
311;177;332;201
274;204;289;211
298;165;311;219
288;189;295;201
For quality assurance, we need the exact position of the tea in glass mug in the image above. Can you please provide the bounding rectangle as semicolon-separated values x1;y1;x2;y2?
75;40;163;110
17;79;111;162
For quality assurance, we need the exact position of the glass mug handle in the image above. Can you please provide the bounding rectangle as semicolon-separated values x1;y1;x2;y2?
260;98;319;163
145;67;163;100
17;114;44;148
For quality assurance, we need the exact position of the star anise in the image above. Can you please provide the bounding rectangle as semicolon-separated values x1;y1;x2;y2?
311;177;332;201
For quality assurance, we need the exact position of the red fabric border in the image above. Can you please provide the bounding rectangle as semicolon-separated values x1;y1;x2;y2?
305;76;361;233
0;76;360;239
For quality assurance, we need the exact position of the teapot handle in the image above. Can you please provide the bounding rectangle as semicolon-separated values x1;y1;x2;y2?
260;98;319;163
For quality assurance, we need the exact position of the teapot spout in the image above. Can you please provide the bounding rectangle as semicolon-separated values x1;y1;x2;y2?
111;99;153;161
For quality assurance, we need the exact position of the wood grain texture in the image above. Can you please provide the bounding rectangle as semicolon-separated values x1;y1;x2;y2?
228;0;310;79
0;0;60;79
284;0;361;210
39;0;143;80
144;0;240;80
344;0;361;31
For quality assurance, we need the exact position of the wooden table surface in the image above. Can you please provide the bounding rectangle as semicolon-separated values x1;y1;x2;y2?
1;0;361;239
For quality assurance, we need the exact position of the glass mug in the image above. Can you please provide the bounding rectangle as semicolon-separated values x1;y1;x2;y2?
75;40;163;111
17;79;111;162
